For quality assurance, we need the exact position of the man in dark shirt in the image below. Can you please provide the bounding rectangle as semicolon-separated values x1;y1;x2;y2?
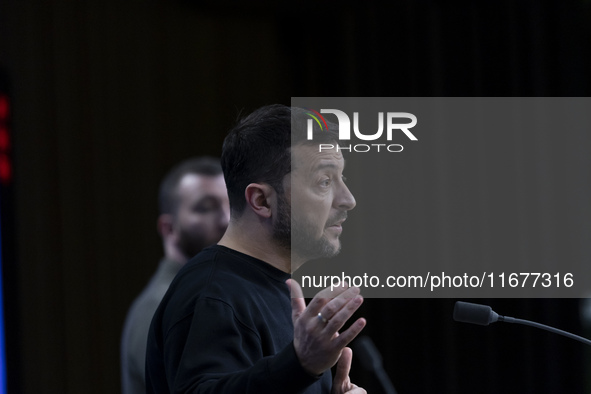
146;105;366;393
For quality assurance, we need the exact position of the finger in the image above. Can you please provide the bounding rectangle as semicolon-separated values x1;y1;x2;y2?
305;285;357;319
333;347;353;389
345;387;366;394
324;294;364;334
287;279;306;323
317;287;361;321
333;317;367;349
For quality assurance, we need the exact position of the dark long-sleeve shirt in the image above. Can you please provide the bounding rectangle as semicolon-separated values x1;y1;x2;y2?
146;245;331;393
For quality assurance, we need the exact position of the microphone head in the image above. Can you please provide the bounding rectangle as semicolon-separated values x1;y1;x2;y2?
453;301;499;326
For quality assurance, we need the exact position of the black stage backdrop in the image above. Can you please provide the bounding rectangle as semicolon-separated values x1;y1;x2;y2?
0;0;590;393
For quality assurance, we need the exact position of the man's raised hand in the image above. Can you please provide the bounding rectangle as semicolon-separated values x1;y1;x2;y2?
287;279;366;376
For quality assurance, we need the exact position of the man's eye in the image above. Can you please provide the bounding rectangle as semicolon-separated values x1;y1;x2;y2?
319;179;331;187
194;203;216;213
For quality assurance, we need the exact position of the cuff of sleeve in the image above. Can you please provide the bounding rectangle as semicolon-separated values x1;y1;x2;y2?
265;341;323;392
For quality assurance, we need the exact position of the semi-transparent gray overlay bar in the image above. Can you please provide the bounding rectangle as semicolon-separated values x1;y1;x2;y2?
290;97;591;298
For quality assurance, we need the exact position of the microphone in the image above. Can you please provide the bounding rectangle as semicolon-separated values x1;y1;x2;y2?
453;301;499;326
353;336;398;394
453;301;591;346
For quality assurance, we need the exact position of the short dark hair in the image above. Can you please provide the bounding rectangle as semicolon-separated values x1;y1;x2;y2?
158;157;223;216
221;104;338;216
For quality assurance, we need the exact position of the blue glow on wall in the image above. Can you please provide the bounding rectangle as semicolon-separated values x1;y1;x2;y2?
0;199;6;394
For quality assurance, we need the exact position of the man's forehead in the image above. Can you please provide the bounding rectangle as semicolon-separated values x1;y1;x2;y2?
177;173;226;197
178;172;223;187
291;144;345;172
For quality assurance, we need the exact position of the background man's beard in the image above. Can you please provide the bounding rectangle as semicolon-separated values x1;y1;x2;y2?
177;231;207;260
272;194;341;261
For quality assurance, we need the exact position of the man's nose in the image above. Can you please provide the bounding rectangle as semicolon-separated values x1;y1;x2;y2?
335;182;356;211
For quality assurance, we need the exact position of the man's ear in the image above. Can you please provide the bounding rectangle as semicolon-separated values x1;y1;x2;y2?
157;214;175;238
244;183;274;219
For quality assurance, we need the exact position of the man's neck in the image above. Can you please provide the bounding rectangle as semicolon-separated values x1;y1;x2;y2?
218;221;293;273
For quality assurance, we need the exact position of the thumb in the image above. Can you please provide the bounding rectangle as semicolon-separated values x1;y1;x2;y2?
287;279;306;324
333;347;353;391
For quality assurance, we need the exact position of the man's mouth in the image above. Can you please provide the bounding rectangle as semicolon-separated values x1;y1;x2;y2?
326;213;348;229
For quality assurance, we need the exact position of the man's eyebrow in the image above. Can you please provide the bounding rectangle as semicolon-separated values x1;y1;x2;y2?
312;162;339;172
312;159;347;172
192;195;223;204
